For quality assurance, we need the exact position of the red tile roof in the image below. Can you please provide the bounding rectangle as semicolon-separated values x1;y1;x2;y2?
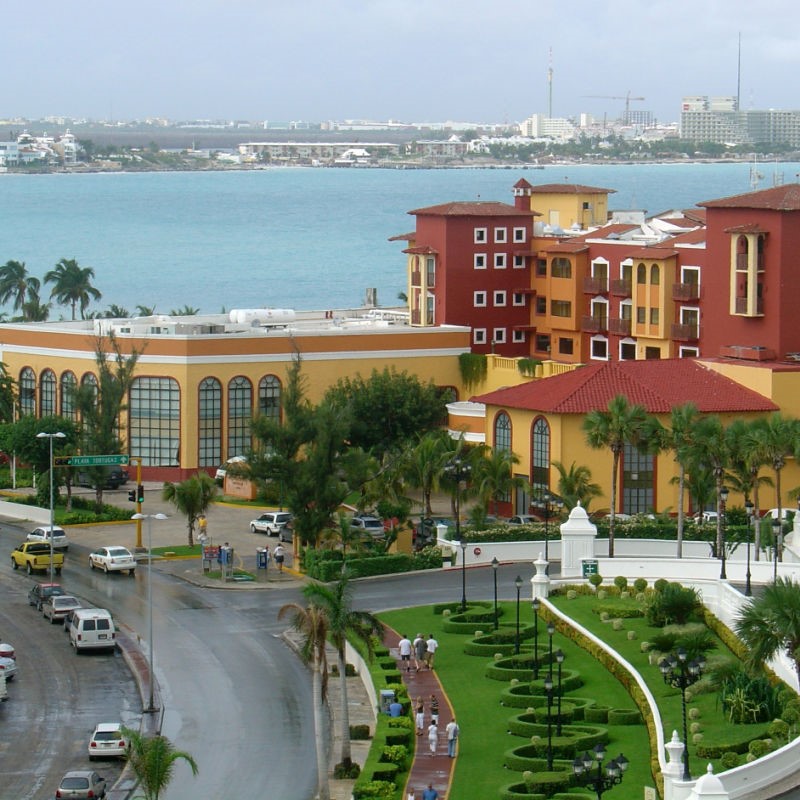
408;201;532;217
525;183;616;195
539;241;590;254
403;245;438;255
699;184;800;211
388;232;415;242
723;223;769;234
473;359;778;415
669;228;707;245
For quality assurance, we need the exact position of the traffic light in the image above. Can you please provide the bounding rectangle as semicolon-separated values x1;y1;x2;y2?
128;489;136;502
137;484;145;504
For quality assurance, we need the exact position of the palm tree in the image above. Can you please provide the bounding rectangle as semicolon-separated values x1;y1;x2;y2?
691;415;730;560
136;304;157;316
735;577;800;685
170;305;200;315
44;257;102;319
123;728;198;800
582;394;649;557
551;460;602;510
278;601;331;800
20;282;50;322
162;472;218;546
0;260;39;314
303;571;382;773
104;304;131;318
403;429;450;518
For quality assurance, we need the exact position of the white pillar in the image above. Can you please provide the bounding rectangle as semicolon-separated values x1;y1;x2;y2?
531;552;550;600
559;502;597;578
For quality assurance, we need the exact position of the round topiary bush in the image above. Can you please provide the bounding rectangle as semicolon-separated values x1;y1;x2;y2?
633;577;648;593
627;630;637;640
613;576;628;591
720;751;740;770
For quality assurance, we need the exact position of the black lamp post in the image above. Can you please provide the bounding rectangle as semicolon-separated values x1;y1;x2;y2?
491;557;499;630
719;485;729;579
772;517;781;584
659;648;705;781
547;620;555;680
744;501;754;596
534;489;564;570
544;673;554;771
445;456;471;612
572;744;629;800
514;575;523;654
555;649;565;735
532;597;540;680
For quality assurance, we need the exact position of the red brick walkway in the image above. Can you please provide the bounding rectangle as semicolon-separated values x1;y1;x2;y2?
384;628;456;800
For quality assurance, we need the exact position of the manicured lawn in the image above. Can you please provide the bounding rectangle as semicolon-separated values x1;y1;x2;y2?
380;603;655;799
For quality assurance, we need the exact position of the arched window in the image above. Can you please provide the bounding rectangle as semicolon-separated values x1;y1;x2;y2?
650;265;660;285
198;377;222;468
636;263;646;284
258;375;281;422
60;371;77;420
551;257;572;279
40;370;56;417
19;368;36;416
227;376;252;459
531;417;550;490
79;373;98;421
130;377;180;466
494;411;511;453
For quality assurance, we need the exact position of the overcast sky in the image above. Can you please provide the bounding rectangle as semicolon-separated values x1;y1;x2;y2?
3;0;798;125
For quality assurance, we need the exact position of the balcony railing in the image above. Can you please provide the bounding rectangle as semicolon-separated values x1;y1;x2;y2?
610;279;632;296
670;323;699;341
581;315;608;333
672;283;700;302
583;276;609;294
735;296;764;315
608;318;632;336
411;270;422;286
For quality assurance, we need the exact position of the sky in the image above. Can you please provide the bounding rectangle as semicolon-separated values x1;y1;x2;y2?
3;0;800;126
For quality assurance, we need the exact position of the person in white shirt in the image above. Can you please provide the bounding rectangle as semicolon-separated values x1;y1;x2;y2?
398;634;413;672
446;718;459;758
425;634;439;669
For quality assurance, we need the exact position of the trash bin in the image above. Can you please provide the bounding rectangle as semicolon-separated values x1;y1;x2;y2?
582;558;598;578
379;689;396;714
256;548;268;570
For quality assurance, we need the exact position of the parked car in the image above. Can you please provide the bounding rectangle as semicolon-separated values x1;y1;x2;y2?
75;466;129;489
70;609;116;653
215;455;247;483
765;508;793;520
88;546;136;575
26;525;69;550
55;770;107;799
0;655;17;681
64;607;82;636
250;511;293;536
350;515;385;538
28;582;65;611
692;511;718;524
43;594;82;624
0;640;14;660
507;515;537;525
88;722;129;760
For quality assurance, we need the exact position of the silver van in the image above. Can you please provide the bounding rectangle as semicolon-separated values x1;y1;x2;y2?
69;608;116;653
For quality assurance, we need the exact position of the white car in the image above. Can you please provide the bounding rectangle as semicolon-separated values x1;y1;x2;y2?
507;515;537;525
43;594;82;624
26;525;69;550
0;655;17;682
250;511;293;536
88;722;129;760
88;546;137;575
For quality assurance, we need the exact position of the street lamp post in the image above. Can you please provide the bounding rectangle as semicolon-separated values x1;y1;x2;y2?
572;744;629;800
445;456;471;612
547;620;555;680
532;597;540;681
744;501;754;596
544;674;554;771
491;557;499;630
555;649;565;735
534;490;564;571
36;431;66;583
514;575;522;654
659;648;705;780
772;517;781;583
719;486;729;579
459;540;467;612
132;512;167;713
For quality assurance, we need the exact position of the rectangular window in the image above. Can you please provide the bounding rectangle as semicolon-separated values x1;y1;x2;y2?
536;259;547;277
493;328;506;344
473;328;487;344
474;228;487;244
513;227;526;243
679;346;700;358
474;253;487;270
512;293;525;306
494;227;507;243
512;330;525;343
513;255;525;269
425;256;435;287
636;306;646;324
650;308;660;325
558;338;574;355
493;290;507;307
130;377;181;466
535;296;547;315
494;253;507;269
591;338;608;360
474;291;487;307
551;258;572;278
551;300;572;317
535;334;551;353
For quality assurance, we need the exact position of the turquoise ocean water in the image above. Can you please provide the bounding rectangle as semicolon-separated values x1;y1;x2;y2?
0;162;797;315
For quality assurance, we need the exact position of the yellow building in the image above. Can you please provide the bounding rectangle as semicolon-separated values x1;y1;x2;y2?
0;310;470;480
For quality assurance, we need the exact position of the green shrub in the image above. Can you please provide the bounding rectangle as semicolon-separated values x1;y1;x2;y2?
387;716;412;730
607;708;642;725
720;751;740;770
613;576;628;591
633;577;648;592
350;724;371;740
588;573;603;590
645;582;701;626
380;744;408;768
352;780;396;799
748;739;771;759
584;706;609;723
334;760;361;778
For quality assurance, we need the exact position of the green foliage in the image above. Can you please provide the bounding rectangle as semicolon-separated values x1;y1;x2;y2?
379;744;408;768
517;358;541;378
719;671;783;723
162;472;218;547
458;352;487;389
588;573;603;589
352;780;396;800
633;578;648;593
333;760;361;779
645;582;701;626
350;724;371;740
613;575;628;591
720;751;741;769
122;727;198;800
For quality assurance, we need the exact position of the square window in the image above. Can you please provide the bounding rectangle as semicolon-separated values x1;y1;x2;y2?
551;300;571;317
512;330;526;343
474;228;487;244
474;253;487;270
474;328;487;344
536;259;547;277
620;342;636;360
512;293;525;306
474;291;486;307
636;306;646;324
513;227;526;243
494;253;507;269
535;334;551;353
513;255;525;269
493;290;507;306
493;328;506;344
558;337;574;355
591;338;608;360
494;227;507;243
650;308;660;325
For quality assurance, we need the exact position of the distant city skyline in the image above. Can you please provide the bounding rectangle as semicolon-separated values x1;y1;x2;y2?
2;0;799;125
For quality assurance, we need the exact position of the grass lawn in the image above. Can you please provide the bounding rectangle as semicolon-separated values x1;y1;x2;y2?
380;603;655;799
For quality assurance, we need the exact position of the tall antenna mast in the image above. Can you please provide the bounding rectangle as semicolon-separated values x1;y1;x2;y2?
548;47;553;119
737;32;741;111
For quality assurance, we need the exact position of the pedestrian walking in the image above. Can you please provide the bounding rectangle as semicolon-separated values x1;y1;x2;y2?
415;696;425;736
407;789;417;800
422;784;439;800
446;718;460;758
429;694;439;725
398;633;413;672
413;633;426;671
427;721;438;756
274;543;285;572
425;633;439;669
263;544;271;571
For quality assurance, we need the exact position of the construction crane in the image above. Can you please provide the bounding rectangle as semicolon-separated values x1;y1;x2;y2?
582;91;645;125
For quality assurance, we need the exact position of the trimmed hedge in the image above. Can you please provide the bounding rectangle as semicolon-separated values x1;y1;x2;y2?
608;708;643;725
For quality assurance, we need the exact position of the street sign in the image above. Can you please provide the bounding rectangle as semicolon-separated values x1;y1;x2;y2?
53;454;130;467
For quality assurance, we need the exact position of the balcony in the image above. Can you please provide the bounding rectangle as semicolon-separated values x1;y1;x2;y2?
672;283;700;302
581;315;608;333
583;276;609;295
610;279;632;296
670;323;699;341
608;318;632;336
735;296;764;315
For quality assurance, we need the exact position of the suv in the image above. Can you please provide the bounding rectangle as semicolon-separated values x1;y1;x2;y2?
250;512;293;538
27;525;69;550
351;515;385;539
76;467;129;489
